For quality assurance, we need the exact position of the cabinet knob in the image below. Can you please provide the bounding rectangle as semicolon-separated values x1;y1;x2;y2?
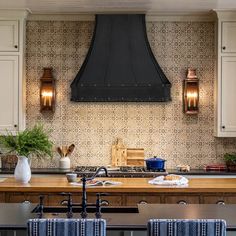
14;124;17;128
222;125;225;129
101;200;109;206
216;200;225;205
177;200;187;205
14;45;18;49
22;200;31;204
222;46;226;50
139;200;148;204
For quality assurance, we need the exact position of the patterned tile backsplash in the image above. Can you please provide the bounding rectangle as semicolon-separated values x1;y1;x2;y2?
26;20;236;169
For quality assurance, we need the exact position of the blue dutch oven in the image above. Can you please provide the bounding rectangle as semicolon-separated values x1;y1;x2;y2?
145;156;166;171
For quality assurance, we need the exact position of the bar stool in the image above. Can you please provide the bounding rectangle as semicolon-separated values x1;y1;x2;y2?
28;218;106;236
148;219;226;236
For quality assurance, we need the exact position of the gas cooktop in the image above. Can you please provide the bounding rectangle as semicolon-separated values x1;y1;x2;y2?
75;166;168;178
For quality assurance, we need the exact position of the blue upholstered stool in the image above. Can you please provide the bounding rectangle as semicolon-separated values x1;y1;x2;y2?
148;219;226;236
27;218;106;236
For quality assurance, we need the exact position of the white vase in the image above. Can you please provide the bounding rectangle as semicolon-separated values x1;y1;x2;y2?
14;156;31;184
59;156;71;169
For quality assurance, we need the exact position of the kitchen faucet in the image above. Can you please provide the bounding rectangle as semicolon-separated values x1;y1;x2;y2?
90;166;109;179
81;166;109;218
60;167;109;219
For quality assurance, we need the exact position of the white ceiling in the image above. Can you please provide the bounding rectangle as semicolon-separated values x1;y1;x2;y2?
0;0;236;14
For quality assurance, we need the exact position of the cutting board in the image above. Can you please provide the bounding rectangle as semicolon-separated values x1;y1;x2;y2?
111;138;145;166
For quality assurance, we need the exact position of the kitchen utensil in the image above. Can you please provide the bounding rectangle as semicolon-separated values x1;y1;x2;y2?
66;144;75;156
61;146;68;157
56;147;63;157
145;156;166;171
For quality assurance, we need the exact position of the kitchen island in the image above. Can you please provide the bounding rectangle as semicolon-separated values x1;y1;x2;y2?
0;177;236;206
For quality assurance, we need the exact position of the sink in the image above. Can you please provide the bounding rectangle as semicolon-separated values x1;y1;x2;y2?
32;206;139;214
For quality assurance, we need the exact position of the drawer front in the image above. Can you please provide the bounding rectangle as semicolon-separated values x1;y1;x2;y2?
88;195;122;206
6;193;45;204
164;195;200;204
224;196;236;204
0;193;5;202
202;195;225;204
48;194;81;206
126;195;161;206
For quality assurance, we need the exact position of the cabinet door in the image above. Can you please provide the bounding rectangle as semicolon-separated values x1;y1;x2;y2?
88;194;122;206
6;193;48;204
126;195;161;206
0;21;18;52
48;194;81;206
0;56;18;131
202;195;225;204
222;22;236;53
164;195;200;204
0;193;5;203
224;195;236;204
221;57;236;132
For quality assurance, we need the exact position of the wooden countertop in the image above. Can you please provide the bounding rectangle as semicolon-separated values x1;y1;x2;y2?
1;177;236;193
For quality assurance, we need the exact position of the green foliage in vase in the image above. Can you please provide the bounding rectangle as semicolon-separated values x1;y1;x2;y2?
0;124;53;158
224;153;236;164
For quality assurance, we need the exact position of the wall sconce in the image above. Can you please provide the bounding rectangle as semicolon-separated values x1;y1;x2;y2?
40;68;55;112
183;68;199;114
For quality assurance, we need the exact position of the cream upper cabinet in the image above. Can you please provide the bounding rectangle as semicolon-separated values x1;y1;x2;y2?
215;11;236;137
0;21;18;52
0;10;28;134
221;57;236;133
0;56;18;131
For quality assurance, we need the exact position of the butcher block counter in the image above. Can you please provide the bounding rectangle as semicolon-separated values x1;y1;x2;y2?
0;177;236;206
0;177;236;193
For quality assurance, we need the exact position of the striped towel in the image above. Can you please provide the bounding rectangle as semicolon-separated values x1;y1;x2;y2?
28;218;106;236
148;219;226;236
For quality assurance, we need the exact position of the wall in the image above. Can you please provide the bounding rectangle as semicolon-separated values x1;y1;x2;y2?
26;19;236;169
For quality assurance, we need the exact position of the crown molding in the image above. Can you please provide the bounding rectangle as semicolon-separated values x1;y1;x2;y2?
214;9;236;21
146;11;215;22
28;13;94;21
0;9;31;19
28;11;216;22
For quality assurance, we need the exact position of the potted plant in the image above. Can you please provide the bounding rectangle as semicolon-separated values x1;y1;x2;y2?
224;153;236;172
0;124;53;183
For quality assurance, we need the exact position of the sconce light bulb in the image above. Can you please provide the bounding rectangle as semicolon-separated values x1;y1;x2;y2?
42;91;53;97
41;91;53;107
187;92;198;108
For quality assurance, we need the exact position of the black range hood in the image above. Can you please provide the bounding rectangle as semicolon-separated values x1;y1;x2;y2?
71;14;171;102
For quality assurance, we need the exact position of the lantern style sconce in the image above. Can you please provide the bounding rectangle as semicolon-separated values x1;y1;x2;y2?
40;68;56;112
183;68;199;114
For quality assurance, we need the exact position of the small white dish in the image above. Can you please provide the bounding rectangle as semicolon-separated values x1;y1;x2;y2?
66;173;77;183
